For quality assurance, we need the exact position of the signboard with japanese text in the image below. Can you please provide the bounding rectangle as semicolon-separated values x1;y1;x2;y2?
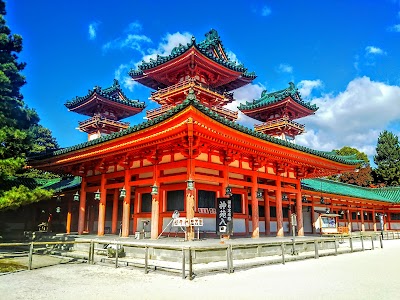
216;197;233;235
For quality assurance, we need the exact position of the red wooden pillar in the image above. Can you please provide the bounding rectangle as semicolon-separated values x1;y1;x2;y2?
347;209;352;233
133;189;139;234
360;209;365;232
186;188;196;240
276;176;284;237
373;208;377;231
264;192;271;235
311;197;315;234
151;163;160;240
78;177;87;235
121;169;131;237
251;173;259;238
97;173;106;236
150;191;160;239
111;189;119;234
296;189;304;237
66;197;72;234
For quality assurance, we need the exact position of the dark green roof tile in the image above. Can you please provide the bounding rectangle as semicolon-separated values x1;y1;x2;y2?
301;178;397;203
129;30;256;80
65;79;145;110
238;82;317;111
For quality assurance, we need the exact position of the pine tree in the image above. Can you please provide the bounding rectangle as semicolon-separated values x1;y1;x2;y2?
374;130;400;186
0;0;56;209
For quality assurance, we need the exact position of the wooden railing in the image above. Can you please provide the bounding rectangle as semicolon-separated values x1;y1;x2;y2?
78;115;129;128
254;117;305;132
0;232;387;279
150;78;233;101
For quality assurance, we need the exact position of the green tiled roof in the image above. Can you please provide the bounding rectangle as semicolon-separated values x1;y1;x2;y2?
301;178;399;203
0;176;80;193
30;90;362;166
128;30;256;80
238;82;318;112
39;176;82;192
372;187;400;204
65;79;145;110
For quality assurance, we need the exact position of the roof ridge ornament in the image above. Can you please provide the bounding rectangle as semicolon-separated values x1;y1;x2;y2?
186;88;197;101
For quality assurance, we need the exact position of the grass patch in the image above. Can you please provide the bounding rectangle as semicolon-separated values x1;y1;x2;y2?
0;260;28;273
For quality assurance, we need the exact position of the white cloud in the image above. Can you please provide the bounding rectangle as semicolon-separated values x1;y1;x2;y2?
388;24;400;32
261;6;272;16
278;63;293;73
115;63;138;92
226;50;240;64
103;34;152;54
298;80;323;99
126;21;142;32
365;46;386;55
296;77;400;161
88;21;100;40
138;32;192;66
225;83;265;128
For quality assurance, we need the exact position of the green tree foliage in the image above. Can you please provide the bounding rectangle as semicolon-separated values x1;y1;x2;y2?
0;185;52;210
334;146;369;164
0;1;58;210
330;146;373;187
374;130;400;186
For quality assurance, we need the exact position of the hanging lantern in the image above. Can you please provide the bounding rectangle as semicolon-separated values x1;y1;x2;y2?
302;196;308;203
225;186;232;197
56;206;61;213
151;183;158;195
120;186;126;198
320;197;325;204
94;189;101;201
256;188;263;199
357;211;360;216
340;210;344;215
73;191;80;201
186;178;195;191
282;193;288;201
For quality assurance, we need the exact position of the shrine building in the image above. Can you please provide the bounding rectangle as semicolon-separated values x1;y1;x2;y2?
29;30;400;240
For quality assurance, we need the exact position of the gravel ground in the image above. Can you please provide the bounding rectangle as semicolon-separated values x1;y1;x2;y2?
1;239;400;300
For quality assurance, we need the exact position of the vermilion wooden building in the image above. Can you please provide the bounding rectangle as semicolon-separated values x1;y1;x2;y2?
30;30;399;240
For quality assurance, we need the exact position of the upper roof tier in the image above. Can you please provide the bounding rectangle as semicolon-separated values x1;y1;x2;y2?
129;29;257;91
238;82;318;121
65;79;146;120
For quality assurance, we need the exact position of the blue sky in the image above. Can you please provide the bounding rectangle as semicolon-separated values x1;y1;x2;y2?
6;0;400;164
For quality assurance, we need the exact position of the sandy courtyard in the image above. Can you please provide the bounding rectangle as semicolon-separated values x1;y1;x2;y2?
1;239;400;300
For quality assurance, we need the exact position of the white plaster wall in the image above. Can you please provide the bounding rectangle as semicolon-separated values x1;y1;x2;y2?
390;223;400;230
259;221;265;233
270;221;277;232
283;221;290;233
233;218;246;233
248;221;265;232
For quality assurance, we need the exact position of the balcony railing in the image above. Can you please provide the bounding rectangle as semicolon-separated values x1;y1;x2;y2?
146;104;238;121
211;106;238;121
254;117;305;133
78;115;129;128
145;105;175;119
150;78;234;102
